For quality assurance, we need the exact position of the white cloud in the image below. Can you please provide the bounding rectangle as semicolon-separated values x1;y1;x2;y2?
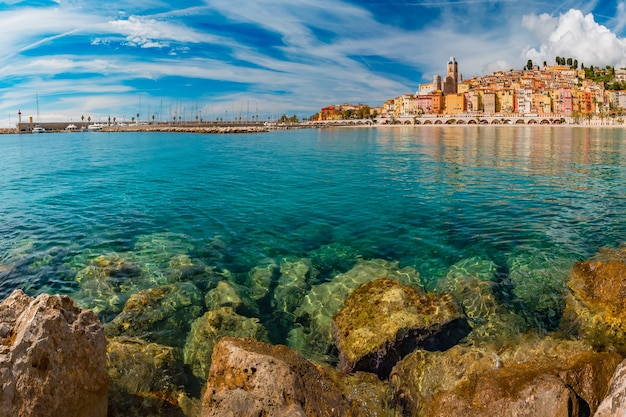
108;15;209;48
523;9;626;68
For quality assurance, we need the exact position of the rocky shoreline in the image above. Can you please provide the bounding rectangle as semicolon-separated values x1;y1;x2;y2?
2;243;626;416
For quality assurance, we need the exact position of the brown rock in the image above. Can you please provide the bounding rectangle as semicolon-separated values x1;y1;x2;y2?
0;289;108;417
564;260;626;352
332;278;469;379
201;337;355;417
390;336;621;417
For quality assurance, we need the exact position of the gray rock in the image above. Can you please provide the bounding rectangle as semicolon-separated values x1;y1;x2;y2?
0;289;108;417
594;358;626;417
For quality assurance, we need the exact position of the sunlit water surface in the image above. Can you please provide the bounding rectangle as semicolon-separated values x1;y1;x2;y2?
1;126;625;347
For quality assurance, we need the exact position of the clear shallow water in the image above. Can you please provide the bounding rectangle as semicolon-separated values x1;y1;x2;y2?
1;126;626;334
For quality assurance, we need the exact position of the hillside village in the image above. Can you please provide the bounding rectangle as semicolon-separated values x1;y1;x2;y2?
316;57;626;124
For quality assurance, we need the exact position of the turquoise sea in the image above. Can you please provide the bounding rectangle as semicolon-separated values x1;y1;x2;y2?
1;126;625;349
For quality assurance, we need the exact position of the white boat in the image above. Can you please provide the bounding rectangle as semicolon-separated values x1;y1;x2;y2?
87;123;104;131
32;94;45;133
65;124;78;131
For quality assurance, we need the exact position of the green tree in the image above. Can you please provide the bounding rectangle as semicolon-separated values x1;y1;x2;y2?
526;59;533;70
567;57;573;66
573;59;578;69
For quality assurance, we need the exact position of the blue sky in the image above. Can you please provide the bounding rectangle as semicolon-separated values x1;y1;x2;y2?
1;0;626;126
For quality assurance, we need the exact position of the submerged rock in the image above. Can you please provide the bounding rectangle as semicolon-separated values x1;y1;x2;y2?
204;280;259;317
292;258;421;361
564;259;626;352
105;281;203;347
74;253;145;316
507;251;573;329
435;257;500;324
309;243;359;277
200;337;356;417
0;290;108;417
332;278;469;379
390;335;621;417
183;307;269;381
248;262;278;301
273;258;316;315
107;336;199;417
435;257;528;346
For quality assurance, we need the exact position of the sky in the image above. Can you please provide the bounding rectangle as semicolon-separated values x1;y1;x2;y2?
1;0;626;126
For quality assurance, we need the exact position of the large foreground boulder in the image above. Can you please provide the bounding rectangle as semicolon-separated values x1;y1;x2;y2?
201;337;356;417
0;289;108;417
390;336;621;417
332;278;469;379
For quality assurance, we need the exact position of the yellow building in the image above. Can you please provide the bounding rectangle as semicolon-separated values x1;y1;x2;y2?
444;93;466;115
497;89;515;114
532;92;552;114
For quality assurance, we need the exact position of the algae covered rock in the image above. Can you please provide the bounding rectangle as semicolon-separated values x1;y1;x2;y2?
333;278;469;379
205;280;259;317
74;253;145;316
564;259;626;353
105;281;203;347
201;337;356;417
248;262;278;301
273;258;317;315
107;336;199;417
0;290;108;417
390;335;621;417
183;307;269;381
322;364;398;416
309;243;359;277
292;259;421;361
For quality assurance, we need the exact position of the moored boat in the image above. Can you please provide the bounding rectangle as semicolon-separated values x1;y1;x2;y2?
87;124;103;131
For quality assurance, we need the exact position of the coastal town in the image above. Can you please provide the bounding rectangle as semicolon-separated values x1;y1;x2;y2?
316;57;626;125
